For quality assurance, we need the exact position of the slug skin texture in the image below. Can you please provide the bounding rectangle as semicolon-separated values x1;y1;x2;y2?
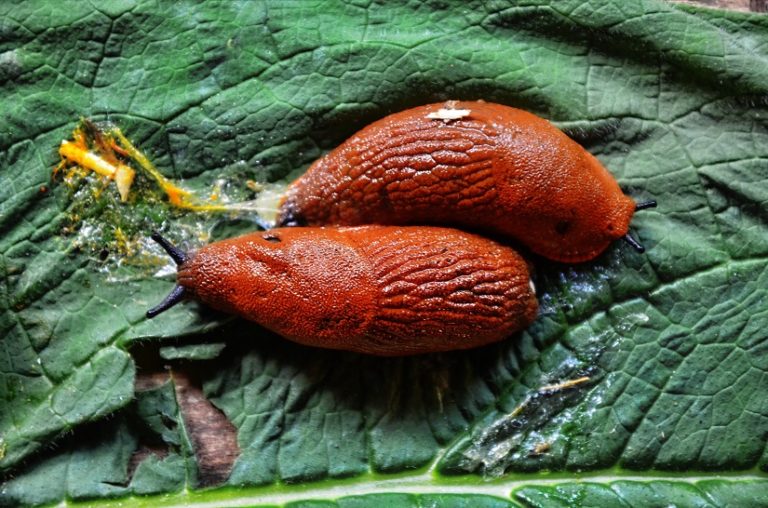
278;101;636;263
176;225;538;355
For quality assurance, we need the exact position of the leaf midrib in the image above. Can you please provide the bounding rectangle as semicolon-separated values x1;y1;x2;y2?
59;470;768;508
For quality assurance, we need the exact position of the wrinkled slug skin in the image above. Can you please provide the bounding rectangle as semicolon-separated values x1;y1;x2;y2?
177;226;538;355
278;101;637;263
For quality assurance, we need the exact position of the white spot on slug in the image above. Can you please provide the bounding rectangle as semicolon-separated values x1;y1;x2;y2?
426;107;471;122
529;279;536;294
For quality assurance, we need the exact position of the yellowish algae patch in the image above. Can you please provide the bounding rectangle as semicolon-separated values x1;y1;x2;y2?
53;119;274;269
56;119;248;212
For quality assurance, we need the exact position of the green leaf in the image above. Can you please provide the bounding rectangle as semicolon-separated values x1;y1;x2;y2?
0;380;197;507
515;480;768;508
2;0;768;506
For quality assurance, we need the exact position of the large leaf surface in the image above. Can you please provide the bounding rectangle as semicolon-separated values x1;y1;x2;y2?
1;0;767;505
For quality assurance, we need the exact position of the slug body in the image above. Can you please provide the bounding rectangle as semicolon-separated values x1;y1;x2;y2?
278;101;638;263
163;226;537;355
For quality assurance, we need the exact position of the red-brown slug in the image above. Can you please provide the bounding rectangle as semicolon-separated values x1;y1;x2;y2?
277;101;655;263
146;226;538;355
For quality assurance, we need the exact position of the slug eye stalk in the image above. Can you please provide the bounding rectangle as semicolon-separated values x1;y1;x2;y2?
146;284;186;318
151;231;187;265
635;200;657;211
146;232;188;318
623;233;646;253
622;199;657;253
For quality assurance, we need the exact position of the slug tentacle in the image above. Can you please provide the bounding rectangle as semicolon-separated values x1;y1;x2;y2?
146;284;187;318
621;201;655;254
622;233;645;253
146;232;190;318
151;231;187;265
635;200;657;211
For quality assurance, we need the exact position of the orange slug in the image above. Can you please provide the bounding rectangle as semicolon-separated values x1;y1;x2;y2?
277;101;655;263
146;226;538;355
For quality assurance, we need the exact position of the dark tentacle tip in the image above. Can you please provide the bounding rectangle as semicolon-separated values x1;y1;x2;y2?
635;200;657;211
150;231;187;265
623;233;645;253
146;285;186;318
